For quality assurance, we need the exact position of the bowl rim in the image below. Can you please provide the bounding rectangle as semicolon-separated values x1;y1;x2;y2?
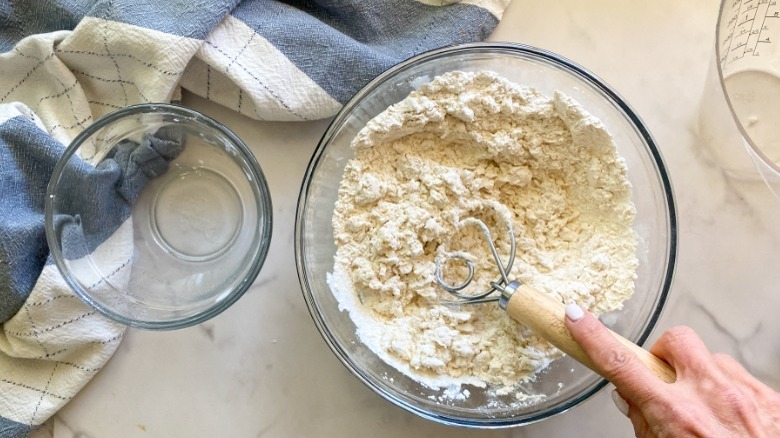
295;42;677;428
45;102;273;330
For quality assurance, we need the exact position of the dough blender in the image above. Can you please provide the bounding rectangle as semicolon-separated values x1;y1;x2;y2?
435;217;676;384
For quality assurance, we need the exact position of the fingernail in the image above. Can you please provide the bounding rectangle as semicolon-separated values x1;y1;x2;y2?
611;389;629;417
565;303;584;321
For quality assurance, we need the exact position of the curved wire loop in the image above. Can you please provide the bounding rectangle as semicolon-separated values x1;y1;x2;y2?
434;217;516;303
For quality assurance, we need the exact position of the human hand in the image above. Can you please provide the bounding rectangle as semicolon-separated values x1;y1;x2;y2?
564;304;780;437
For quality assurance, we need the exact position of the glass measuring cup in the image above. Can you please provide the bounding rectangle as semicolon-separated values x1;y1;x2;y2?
700;0;780;193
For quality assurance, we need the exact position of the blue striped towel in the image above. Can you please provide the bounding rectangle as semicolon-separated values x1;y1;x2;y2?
0;0;508;435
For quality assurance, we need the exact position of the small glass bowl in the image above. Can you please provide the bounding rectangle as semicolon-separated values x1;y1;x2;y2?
46;103;272;330
295;43;676;427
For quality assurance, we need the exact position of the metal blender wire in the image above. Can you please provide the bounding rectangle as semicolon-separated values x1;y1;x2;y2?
434;217;518;305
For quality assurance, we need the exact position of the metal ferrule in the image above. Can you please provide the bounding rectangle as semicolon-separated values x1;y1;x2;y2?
498;280;522;310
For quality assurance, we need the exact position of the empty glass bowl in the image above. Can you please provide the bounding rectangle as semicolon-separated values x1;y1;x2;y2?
295;43;676;427
46;103;272;330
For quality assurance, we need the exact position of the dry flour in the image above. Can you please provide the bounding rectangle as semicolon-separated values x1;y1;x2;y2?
328;71;638;394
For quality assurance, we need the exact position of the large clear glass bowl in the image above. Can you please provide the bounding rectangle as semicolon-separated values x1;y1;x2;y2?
295;43;676;427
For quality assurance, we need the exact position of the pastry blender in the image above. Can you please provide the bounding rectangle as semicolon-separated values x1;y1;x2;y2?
434;218;676;383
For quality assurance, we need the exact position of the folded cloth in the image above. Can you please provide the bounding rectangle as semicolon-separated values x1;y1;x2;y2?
0;0;508;435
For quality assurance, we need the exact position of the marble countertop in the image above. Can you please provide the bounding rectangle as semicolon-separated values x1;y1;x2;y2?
36;0;780;436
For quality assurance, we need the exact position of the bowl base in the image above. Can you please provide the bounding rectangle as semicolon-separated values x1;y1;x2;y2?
150;167;243;262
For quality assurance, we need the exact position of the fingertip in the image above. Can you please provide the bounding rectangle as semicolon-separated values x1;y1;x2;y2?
565;303;584;321
611;388;653;438
565;304;601;341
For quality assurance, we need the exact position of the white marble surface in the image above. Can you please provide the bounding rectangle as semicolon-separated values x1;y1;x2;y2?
34;0;780;436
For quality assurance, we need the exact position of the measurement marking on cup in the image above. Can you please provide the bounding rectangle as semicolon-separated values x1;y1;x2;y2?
723;0;780;66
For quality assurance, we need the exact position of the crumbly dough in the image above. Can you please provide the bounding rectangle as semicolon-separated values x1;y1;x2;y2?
329;71;637;391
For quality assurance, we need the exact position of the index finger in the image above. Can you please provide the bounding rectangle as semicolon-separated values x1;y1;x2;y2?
565;304;665;405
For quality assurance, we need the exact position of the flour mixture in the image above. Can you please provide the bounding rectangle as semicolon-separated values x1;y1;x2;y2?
328;71;637;393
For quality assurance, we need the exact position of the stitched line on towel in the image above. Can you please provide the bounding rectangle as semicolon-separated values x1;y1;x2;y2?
89;333;124;345
88;100;123;110
101;9;129;106
34;80;79;112
13;48;60;82
86;259;131;290
49;114;93;134
6;311;97;338
26;294;78;306
80;129;119;161
70;69;153;103
54;76;90;131
0;52;56;102
24;305;49;357
32;348;68;359
11;46;91;133
238;88;243;112
206;66;211;99
225;33;256;76
204;39;306;121
12;47;45;61
4;255;130;337
0;378;70;401
29;363;58;427
52;361;101;373
203;40;267;121
54;48;182;76
43;334;124;372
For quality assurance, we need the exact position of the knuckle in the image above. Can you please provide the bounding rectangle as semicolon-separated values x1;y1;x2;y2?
711;351;732;363
712;352;743;373
662;325;697;345
712;353;749;376
720;385;753;414
705;370;734;394
712;352;746;377
722;385;765;427
596;347;634;379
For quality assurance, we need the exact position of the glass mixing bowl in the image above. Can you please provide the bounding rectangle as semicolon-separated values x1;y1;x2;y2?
46;103;272;330
295;43;676;427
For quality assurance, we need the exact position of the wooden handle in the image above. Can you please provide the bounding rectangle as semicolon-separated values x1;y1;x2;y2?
505;284;676;384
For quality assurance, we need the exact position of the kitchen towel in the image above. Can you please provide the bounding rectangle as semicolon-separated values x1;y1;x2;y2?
0;0;508;435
